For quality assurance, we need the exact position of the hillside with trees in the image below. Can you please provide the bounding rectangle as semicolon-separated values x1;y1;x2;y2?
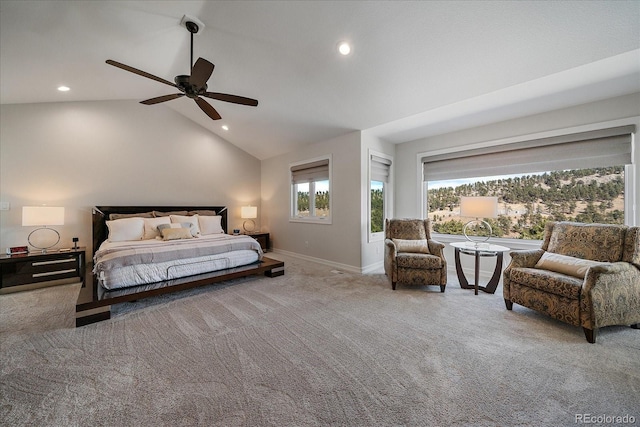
428;166;625;239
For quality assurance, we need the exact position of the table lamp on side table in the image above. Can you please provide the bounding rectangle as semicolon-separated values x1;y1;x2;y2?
22;206;65;253
459;196;497;246
241;206;257;233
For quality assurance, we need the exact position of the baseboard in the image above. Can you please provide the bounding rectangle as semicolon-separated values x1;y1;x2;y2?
361;261;384;274
272;249;362;274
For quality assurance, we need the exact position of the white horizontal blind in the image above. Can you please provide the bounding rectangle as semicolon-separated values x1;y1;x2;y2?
422;125;635;182
371;155;392;183
291;159;329;184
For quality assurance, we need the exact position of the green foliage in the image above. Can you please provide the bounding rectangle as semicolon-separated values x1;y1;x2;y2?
371;188;384;233
297;190;330;215
428;166;625;239
297;191;309;212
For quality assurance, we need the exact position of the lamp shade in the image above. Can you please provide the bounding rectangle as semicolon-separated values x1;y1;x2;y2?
22;206;65;226
241;206;257;219
459;197;497;219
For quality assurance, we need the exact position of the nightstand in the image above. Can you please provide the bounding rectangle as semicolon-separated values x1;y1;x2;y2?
0;248;86;293
246;232;270;252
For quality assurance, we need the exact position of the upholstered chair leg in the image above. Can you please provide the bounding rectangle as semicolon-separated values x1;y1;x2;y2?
631;324;639;329
583;327;596;344
504;299;513;310
440;285;445;293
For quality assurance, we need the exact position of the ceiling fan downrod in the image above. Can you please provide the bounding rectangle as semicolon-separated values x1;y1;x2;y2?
185;20;199;74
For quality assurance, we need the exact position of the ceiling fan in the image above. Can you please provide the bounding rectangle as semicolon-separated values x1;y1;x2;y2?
106;19;258;121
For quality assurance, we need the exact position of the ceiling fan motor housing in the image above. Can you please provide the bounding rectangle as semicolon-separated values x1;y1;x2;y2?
174;75;206;98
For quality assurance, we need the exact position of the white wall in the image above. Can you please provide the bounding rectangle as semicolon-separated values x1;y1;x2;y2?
0;101;261;256
261;131;362;270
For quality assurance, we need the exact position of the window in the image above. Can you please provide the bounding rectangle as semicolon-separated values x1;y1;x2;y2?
369;153;392;241
422;125;635;240
290;156;331;223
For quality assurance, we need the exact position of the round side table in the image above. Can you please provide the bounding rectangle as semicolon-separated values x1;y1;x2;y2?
450;242;510;295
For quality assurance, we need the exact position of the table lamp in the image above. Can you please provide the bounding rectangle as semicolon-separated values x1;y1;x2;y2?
459;197;497;245
22;206;65;252
241;206;257;233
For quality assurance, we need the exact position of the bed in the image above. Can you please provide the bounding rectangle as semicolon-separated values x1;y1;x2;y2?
76;206;284;326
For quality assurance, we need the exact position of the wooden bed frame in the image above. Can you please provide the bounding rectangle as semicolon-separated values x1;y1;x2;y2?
76;206;284;326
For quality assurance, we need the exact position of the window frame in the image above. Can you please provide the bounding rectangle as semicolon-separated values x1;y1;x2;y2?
368;150;393;242
417;123;637;246
289;154;332;224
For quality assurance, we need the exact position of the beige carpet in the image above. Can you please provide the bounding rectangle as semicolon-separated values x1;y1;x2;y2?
0;282;81;337
1;254;638;426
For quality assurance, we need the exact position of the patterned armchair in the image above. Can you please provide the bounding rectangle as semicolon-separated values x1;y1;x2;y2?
503;221;640;343
384;218;447;292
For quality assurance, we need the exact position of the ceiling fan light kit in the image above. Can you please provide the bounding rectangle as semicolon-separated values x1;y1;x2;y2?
106;16;257;121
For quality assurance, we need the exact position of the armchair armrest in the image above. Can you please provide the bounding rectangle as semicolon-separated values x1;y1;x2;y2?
508;249;545;268
427;239;445;258
581;262;640;329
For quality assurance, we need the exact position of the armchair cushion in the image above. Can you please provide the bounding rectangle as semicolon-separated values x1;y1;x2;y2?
534;252;608;279
392;239;430;254
396;253;443;269
509;267;583;300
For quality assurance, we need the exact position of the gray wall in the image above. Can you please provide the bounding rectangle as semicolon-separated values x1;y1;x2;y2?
261;131;363;270
0;101;261;256
395;92;640;221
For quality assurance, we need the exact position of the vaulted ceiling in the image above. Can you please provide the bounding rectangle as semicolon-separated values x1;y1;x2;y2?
1;1;639;159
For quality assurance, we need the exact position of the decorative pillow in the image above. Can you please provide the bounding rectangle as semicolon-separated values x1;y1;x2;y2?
392;239;430;254
106;217;145;242
109;212;153;220
198;215;224;235
170;214;201;236
159;227;193;241
143;217;171;240
189;210;217;216
534;252;608;279
156;222;190;233
153;210;189;217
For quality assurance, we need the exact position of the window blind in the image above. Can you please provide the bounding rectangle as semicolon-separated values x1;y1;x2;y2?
422;125;635;182
291;159;329;184
371;155;392;183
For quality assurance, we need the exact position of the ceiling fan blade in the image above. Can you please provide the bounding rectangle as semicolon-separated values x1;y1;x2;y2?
195;97;222;120
189;58;214;88
203;92;259;107
140;93;185;105
106;59;178;88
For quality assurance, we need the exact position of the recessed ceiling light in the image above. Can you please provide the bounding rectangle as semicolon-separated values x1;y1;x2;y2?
221;125;229;131
57;86;70;92
337;42;351;56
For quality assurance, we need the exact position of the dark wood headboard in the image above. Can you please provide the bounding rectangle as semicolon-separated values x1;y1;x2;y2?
92;206;228;254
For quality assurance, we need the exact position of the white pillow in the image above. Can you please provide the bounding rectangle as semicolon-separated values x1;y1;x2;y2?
170;214;201;237
534;252;608;279
106;217;144;242
143;216;171;240
198;215;224;235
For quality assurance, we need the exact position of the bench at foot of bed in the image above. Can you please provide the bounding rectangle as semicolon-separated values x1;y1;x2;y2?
76;257;285;326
